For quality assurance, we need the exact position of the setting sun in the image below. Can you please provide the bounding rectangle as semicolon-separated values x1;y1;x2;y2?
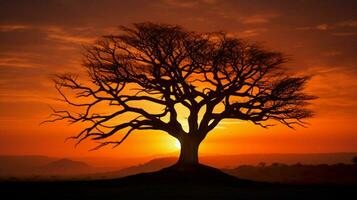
174;140;181;150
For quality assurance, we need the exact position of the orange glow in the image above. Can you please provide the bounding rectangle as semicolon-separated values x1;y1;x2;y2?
0;0;357;166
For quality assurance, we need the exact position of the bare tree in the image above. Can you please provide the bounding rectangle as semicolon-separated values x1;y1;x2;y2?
44;23;316;167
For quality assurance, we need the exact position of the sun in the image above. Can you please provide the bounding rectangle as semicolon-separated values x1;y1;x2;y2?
174;140;181;149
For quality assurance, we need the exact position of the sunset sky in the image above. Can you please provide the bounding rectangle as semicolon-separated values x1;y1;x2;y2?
0;0;357;159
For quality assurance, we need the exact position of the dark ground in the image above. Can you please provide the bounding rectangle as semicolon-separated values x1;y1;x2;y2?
1;165;356;199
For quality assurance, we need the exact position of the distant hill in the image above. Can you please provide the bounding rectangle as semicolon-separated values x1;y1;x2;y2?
200;152;357;168
89;156;357;184
1;152;357;179
92;157;176;179
0;156;95;177
39;158;92;175
224;163;357;184
0;155;56;176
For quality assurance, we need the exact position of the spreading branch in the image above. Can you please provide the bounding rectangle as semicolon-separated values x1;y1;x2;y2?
43;22;317;150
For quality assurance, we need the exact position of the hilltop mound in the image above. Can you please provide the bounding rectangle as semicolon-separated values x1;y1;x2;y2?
1;165;355;199
118;163;254;185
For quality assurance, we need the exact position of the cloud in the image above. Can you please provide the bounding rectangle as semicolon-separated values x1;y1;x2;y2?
0;24;96;106
297;24;329;31
336;20;357;28
302;65;357;114
332;32;357;36
297;20;357;32
321;51;342;57
161;0;199;8
0;57;36;68
316;24;329;30
0;24;95;44
235;28;267;37
0;64;52;103
42;26;94;44
240;14;278;24
0;24;31;32
160;0;218;8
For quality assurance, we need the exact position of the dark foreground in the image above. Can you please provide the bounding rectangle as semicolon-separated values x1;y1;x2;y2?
1;165;356;199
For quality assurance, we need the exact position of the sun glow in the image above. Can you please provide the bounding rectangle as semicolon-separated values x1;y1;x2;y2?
174;140;181;150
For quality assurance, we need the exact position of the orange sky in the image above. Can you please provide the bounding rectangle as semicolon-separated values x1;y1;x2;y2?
0;0;357;159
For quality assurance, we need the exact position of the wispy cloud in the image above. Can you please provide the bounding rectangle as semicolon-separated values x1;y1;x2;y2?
235;28;267;37
161;0;218;8
332;32;357;36
336;20;357;28
0;57;37;68
316;24;329;30
302;65;357;110
0;24;31;32
161;0;198;8
0;52;50;69
297;19;357;35
0;24;94;44
240;14;278;24
321;51;342;57
297;24;329;31
43;26;94;44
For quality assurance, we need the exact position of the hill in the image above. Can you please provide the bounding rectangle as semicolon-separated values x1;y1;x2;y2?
0;156;96;178
92;157;176;179
39;158;92;175
224;163;357;184
0;155;56;176
1;166;355;199
85;157;357;184
1;152;356;180
200;152;357;168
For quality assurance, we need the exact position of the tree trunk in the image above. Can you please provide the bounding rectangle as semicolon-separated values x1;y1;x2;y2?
177;137;200;166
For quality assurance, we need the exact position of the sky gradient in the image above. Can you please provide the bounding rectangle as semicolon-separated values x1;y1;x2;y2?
0;0;357;158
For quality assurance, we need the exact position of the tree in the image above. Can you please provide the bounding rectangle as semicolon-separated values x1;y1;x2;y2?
44;23;316;167
353;156;357;165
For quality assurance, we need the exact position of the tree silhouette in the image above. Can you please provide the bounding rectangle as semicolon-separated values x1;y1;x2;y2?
44;23;316;167
353;156;357;165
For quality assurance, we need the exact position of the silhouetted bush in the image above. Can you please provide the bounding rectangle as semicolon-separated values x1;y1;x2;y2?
351;156;357;165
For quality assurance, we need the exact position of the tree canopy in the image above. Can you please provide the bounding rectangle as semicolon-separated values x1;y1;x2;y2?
44;23;316;165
